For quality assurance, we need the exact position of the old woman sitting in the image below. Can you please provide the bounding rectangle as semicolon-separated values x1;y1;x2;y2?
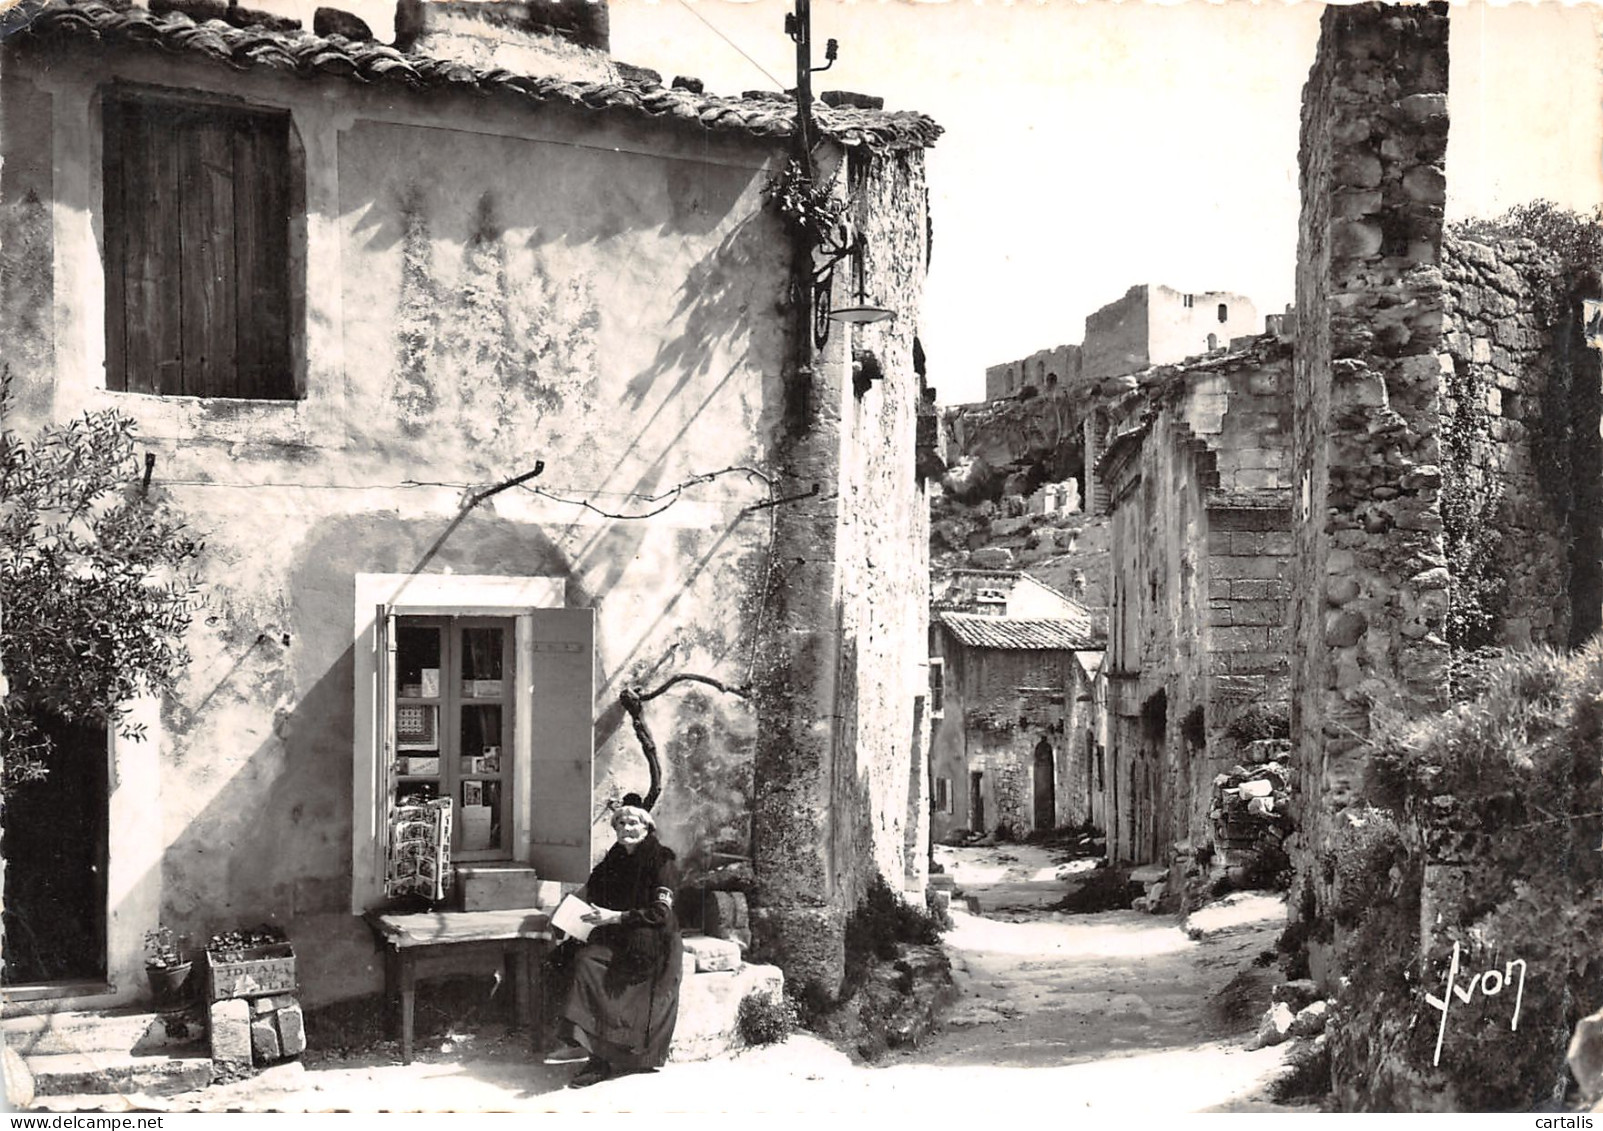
549;794;681;1088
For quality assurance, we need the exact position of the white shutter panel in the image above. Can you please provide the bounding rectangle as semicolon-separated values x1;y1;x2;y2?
526;607;594;883
374;605;396;890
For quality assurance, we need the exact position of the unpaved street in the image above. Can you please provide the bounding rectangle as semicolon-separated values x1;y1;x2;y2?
23;843;1299;1114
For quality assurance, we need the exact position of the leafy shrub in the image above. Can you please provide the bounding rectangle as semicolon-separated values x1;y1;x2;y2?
1223;701;1291;746
1051;865;1140;914
1;396;203;796
736;991;798;1046
843;874;945;991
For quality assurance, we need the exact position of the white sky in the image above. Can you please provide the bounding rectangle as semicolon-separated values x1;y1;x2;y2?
284;0;1603;405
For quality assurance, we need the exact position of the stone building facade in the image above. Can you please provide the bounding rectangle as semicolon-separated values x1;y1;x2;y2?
1095;335;1295;889
928;602;1101;842
1082;284;1260;383
980;283;1261;405
0;0;939;1008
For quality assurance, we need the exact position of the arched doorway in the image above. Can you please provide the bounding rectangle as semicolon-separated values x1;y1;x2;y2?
1033;736;1056;830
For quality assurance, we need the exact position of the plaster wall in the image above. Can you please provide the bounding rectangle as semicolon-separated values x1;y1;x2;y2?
828;148;934;901
1;41;813;1006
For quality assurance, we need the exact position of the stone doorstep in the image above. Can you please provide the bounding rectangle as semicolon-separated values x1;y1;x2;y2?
679;932;742;974
3;1008;198;1057
25;1051;213;1097
669;961;784;1064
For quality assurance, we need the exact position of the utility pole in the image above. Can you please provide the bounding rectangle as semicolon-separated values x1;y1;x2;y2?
791;0;815;176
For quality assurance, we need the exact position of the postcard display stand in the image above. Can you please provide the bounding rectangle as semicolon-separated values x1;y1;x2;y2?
387;797;453;903
204;944;304;1071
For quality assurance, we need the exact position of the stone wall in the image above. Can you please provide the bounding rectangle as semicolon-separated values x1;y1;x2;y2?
985;342;1083;402
1095;337;1293;897
927;635;1092;840
752;144;933;995
1288;0;1452;986
1440;231;1600;652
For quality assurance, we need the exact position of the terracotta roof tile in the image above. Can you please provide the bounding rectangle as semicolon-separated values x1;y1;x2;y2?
938;612;1097;652
16;0;942;151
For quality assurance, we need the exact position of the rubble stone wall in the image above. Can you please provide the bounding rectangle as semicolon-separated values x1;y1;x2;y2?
1440;231;1594;652
1289;0;1452;986
927;636;1090;839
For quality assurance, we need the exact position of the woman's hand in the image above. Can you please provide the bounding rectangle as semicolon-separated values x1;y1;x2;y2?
582;907;624;926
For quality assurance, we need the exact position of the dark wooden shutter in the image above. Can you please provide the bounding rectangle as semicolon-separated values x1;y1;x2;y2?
104;98;184;395
231;112;292;400
178;108;238;398
103;96;291;399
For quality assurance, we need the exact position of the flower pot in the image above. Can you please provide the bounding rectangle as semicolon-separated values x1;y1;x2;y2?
145;961;193;1008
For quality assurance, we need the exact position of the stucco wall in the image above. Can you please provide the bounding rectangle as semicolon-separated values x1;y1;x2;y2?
0;38;862;1007
830;148;933;901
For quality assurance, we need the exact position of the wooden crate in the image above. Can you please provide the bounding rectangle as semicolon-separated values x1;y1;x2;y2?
205;944;297;1001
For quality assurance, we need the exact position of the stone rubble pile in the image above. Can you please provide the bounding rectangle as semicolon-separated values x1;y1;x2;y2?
1209;738;1294;886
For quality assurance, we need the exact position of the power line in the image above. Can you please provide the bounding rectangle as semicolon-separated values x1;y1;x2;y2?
671;0;787;92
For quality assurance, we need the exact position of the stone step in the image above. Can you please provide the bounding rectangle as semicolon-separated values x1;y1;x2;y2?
669;962;784;1064
679;933;743;974
3;1009;199;1057
26;1051;212;1097
1129;865;1169;885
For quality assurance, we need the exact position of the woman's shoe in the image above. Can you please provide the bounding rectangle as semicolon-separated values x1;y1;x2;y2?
543;1043;589;1066
568;1058;612;1088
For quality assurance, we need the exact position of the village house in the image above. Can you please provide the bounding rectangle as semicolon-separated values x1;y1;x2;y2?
928;569;1101;841
0;0;940;1022
1092;327;1296;901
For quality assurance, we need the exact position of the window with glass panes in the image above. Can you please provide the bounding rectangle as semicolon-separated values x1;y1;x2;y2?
392;616;514;860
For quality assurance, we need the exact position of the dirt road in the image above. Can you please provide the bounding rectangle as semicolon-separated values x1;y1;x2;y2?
20;843;1300;1114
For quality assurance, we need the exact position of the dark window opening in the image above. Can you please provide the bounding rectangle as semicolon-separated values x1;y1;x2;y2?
103;93;295;399
1218;303;1229;323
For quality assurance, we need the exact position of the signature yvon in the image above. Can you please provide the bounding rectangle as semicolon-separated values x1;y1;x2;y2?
1424;940;1527;1066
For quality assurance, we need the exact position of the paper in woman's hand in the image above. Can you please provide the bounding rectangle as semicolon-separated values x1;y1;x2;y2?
551;893;597;942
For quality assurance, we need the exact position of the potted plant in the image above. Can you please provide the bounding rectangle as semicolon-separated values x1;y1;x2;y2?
143;928;192;1008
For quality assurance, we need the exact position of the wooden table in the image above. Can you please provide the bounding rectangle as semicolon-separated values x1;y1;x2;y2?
365;909;554;1065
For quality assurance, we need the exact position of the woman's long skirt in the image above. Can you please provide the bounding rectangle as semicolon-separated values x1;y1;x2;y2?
559;942;682;1071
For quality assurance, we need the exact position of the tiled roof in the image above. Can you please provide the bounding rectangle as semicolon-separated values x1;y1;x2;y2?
14;0;942;151
938;612;1097;651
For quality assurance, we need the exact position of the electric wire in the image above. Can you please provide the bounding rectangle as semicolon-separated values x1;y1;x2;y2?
670;0;787;91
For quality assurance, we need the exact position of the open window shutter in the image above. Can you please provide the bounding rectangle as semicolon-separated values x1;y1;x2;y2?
526;608;594;883
374;606;396;891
